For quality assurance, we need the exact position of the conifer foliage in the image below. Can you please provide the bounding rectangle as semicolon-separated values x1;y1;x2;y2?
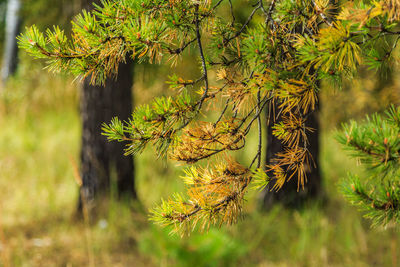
338;106;400;227
18;0;400;234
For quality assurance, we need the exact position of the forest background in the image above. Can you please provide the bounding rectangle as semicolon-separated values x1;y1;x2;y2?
1;0;400;266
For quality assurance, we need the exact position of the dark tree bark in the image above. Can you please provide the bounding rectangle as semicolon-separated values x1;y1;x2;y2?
1;0;21;84
261;105;322;209
78;0;136;212
259;0;337;208
105;61;136;198
79;59;136;208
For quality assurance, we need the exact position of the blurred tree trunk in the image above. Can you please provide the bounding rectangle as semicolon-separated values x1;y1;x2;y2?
78;0;136;213
261;105;322;209
259;0;341;209
1;0;21;84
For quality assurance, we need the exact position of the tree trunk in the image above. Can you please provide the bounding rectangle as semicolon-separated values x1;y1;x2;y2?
105;61;136;199
260;1;333;208
261;105;322;209
78;0;136;213
1;0;21;84
79;59;136;207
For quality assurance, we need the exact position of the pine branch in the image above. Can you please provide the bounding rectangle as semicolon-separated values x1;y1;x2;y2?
20;0;400;234
339;106;400;227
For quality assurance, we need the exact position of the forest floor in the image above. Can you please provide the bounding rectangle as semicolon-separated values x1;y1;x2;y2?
0;71;399;267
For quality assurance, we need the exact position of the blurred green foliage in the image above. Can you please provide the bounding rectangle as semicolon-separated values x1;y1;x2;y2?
21;0;78;29
1;0;79;74
0;0;71;46
1;65;400;266
320;67;400;130
140;226;247;267
0;0;6;51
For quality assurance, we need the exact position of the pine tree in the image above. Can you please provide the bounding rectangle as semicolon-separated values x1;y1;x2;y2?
338;106;400;227
18;0;400;234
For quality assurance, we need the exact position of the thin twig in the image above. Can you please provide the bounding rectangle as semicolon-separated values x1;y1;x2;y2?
194;4;210;110
240;94;273;132
223;3;261;45
228;0;236;26
256;88;262;168
312;0;333;27
212;0;226;11
265;0;276;25
173;175;252;222
214;98;231;126
167;38;197;55
249;87;264;169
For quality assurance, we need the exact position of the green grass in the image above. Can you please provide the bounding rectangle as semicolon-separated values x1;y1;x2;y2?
0;71;399;267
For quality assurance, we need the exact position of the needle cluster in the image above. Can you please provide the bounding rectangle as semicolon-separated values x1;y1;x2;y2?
338;106;400;227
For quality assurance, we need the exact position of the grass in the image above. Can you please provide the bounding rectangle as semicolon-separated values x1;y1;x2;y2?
0;69;399;266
